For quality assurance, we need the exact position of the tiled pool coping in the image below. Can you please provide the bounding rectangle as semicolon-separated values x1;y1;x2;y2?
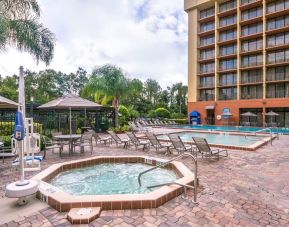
32;156;196;212
154;130;276;151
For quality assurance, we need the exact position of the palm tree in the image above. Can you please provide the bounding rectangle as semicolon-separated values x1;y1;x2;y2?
0;0;56;65
85;64;129;127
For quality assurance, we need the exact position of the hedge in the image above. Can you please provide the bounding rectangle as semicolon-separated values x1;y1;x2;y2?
0;122;43;136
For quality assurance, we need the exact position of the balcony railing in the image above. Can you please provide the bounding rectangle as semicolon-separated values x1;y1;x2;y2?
218;81;237;86
240;77;263;84
241;91;263;99
267;90;289;98
199;82;215;88
241;61;263;68
267;74;289;81
241;0;259;6
218;94;237;100
199;94;215;101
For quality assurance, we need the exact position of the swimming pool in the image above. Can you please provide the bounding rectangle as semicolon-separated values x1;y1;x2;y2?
174;125;286;134
50;163;178;195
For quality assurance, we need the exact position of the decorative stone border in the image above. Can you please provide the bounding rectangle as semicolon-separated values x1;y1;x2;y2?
32;156;196;212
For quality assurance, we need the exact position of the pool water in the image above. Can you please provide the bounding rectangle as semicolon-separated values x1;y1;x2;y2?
175;125;287;134
50;163;178;195
159;132;267;147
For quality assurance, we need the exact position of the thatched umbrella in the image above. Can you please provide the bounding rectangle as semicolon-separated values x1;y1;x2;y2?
0;95;18;108
38;94;102;134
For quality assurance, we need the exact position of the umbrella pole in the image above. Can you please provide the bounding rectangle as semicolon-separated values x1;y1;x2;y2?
69;107;72;135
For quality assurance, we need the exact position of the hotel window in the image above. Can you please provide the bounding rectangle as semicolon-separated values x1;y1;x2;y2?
267;32;289;47
219;73;237;85
241;7;262;21
241;69;263;83
219;0;237;13
200;49;215;60
241;85;263;99
241;54;263;67
219;44;237;56
219;87;237;100
267;15;289;31
219;58;237;70
241;38;263;52
241;0;258;6
200;76;215;87
267;0;289;14
267;83;289;98
200;21;215;32
219;14;237;27
267;66;289;81
241;23;262;36
200;35;215;46
200;62;215;73
219;29;237;41
200;7;215;19
267;49;289;64
199;89;215;101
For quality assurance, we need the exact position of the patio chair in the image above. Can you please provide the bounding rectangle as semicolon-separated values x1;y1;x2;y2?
42;135;63;158
145;132;173;154
168;134;196;155
89;129;112;146
107;131;130;148
192;137;228;160
126;132;150;151
75;133;93;154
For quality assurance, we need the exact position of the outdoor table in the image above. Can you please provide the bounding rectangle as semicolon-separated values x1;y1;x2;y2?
53;134;81;155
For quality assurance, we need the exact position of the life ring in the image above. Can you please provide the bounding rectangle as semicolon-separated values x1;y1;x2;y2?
216;115;222;120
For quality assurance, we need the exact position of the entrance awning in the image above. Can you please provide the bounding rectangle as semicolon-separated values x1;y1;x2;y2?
205;105;215;110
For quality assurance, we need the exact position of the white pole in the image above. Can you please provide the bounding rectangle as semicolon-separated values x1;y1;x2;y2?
17;66;29;186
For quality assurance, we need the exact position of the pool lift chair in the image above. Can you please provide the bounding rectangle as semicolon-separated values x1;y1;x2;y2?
192;137;228;160
5;66;39;205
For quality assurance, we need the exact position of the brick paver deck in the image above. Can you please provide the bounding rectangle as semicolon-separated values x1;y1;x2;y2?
0;132;289;226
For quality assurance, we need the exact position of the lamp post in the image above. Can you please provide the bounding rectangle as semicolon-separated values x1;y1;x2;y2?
30;96;34;118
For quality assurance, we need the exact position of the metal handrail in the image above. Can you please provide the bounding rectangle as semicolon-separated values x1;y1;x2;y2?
138;154;198;203
245;127;278;145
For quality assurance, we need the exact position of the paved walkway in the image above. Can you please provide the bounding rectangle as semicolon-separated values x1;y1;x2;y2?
0;133;289;226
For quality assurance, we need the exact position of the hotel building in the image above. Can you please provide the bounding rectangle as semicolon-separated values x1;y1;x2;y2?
185;0;289;127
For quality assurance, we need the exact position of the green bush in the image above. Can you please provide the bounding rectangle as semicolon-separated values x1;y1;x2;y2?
0;122;43;136
170;119;188;125
154;108;171;118
170;112;186;119
119;105;130;118
109;125;132;133
1;135;12;147
128;107;140;119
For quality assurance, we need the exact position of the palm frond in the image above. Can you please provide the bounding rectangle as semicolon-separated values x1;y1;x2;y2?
8;18;56;65
0;0;40;19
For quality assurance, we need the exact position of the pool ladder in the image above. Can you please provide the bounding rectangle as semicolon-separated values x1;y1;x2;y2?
138;154;198;204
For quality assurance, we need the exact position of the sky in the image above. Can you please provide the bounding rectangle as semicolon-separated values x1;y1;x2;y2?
0;0;188;88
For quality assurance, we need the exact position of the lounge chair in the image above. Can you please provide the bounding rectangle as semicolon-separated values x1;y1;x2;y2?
192;137;228;160
75;133;93;154
90;130;112;146
107;131;130;148
145;132;172;154
168;134;196;155
126;132;150;151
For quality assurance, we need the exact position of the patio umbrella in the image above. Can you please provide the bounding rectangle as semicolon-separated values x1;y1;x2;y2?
38;94;102;134
0;95;18;108
265;111;279;124
241;112;257;125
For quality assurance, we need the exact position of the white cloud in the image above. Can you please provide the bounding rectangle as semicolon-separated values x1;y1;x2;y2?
0;0;188;88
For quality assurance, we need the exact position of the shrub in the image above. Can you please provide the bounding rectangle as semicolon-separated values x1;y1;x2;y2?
1;135;12;147
170;112;186;119
109;125;132;133
154;108;170;119
119;105;130;126
0;122;43;136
